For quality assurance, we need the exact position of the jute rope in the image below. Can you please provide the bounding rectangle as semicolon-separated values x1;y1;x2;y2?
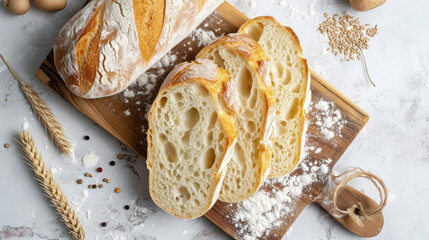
332;168;388;226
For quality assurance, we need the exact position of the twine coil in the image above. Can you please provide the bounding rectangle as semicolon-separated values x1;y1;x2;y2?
332;168;388;226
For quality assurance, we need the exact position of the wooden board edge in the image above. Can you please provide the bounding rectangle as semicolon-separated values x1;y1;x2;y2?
310;70;369;124
216;1;248;29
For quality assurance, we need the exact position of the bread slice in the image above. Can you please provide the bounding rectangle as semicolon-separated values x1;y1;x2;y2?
196;33;276;202
238;16;310;177
147;59;238;219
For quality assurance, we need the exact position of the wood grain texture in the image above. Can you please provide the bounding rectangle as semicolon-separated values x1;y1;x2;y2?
36;2;381;239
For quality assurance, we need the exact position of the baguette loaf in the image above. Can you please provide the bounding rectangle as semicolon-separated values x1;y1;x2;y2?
147;59;238;219
197;34;275;202
54;0;223;99
239;17;310;177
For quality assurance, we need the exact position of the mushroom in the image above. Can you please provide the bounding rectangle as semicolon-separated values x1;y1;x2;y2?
4;0;30;15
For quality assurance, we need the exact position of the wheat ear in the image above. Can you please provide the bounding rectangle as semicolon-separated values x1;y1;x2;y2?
1;54;73;157
19;130;85;240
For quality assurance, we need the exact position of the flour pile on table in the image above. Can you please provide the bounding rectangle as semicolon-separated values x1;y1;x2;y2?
311;100;346;140
230;154;332;239
81;151;99;168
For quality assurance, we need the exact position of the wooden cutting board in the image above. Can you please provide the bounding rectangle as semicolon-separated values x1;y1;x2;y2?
36;2;382;239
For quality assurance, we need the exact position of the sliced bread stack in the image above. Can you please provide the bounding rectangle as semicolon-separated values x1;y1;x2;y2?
196;33;275;202
147;17;309;219
239;17;309;177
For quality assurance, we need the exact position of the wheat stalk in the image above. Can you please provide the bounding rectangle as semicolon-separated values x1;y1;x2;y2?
19;130;85;240
1;54;73;157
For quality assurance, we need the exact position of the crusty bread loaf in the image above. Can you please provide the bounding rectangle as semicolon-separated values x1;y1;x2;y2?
54;0;223;99
197;34;275;202
239;16;309;177
147;59;238;219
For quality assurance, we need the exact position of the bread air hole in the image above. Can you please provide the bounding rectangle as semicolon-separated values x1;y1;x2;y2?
291;83;301;93
238;68;252;100
181;131;191;144
218;144;224;153
176;186;191;202
160;96;168;107
208;51;226;69
164;113;170;122
234;144;246;169
184;107;200;129
247;120;256;132
285;97;299;119
203;148;216;169
248;91;258;108
246;22;264;42
164;141;178;163
193;84;209;97
208;111;218;130
159;133;167;143
218;132;224;141
207;131;213;143
193;182;201;191
174;118;180;126
273;61;285;78
243;109;254;118
173;92;183;101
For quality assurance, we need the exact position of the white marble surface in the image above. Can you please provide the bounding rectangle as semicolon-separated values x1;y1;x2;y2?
1;0;429;239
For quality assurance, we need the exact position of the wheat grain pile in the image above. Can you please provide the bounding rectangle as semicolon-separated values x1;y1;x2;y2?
318;12;378;61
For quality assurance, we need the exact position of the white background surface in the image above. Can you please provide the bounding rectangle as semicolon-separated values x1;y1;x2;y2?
1;0;428;239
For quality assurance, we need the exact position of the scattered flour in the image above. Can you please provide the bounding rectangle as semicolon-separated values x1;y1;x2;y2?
137;73;158;94
123;89;135;98
70;189;89;213
22;118;29;130
50;167;63;176
312;65;327;77
231;154;332;239
315;147;322;154
182;230;188;235
152;52;178;69
81;151;99;168
190;28;220;47
312;100;346;140
124;109;131;116
134;205;148;215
